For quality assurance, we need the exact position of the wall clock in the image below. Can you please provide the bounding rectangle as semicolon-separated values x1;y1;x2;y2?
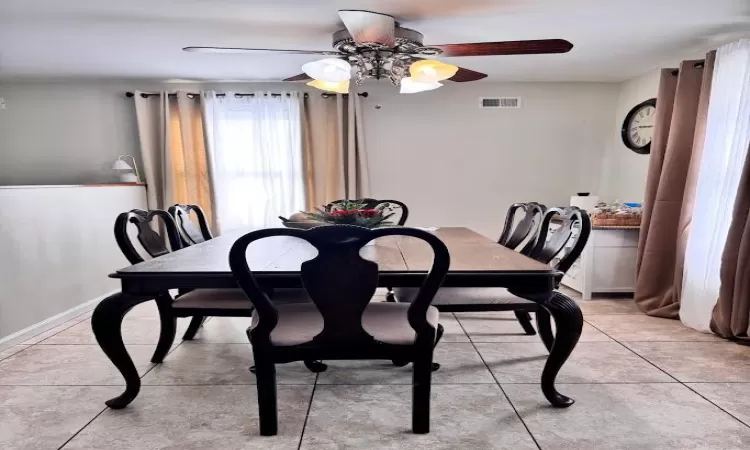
621;98;656;154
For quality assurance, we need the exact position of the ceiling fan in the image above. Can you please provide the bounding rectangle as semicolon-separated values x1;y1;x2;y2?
184;10;573;94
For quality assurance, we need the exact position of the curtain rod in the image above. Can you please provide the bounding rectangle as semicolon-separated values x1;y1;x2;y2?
125;91;368;99
671;60;705;76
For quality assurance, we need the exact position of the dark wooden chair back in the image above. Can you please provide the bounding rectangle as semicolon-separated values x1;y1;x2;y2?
168;204;213;246
229;225;449;346
330;198;410;226
529;206;591;275
114;209;183;265
498;202;547;253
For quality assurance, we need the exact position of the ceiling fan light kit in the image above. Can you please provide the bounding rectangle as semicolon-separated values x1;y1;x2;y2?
301;58;352;82
409;59;459;83
184;10;573;95
306;79;350;94
399;77;442;94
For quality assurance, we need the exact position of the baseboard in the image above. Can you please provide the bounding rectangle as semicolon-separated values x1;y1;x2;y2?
0;290;117;351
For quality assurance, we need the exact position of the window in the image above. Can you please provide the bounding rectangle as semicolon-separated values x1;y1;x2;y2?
207;93;304;233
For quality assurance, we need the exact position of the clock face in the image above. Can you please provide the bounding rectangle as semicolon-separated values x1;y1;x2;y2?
622;98;656;154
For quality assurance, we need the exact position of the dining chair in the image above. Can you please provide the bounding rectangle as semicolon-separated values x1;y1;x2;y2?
497;202;547;333
114;209;253;362
392;206;591;351
329;198;410;302
329;198;410;226
528;207;591;350
167;203;215;339
499;202;547;252
229;225;450;435
168;203;213;246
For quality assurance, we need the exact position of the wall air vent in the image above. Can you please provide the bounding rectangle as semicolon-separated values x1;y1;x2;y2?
479;97;521;109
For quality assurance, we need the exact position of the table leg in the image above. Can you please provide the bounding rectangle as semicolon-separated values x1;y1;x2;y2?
91;291;152;409
536;309;554;352
540;291;582;407
152;293;176;363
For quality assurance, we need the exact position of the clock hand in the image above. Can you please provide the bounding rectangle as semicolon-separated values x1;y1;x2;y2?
637;125;653;129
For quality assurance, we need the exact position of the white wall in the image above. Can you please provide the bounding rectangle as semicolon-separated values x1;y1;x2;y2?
598;70;661;202
0;82;142;185
0;185;147;341
363;82;618;237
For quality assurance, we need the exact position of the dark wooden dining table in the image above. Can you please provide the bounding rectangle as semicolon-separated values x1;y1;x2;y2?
93;227;583;409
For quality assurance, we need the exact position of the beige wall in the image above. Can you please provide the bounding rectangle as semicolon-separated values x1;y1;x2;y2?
598;70;661;203
0;80;620;237
362;82;618;237
0;82;142;185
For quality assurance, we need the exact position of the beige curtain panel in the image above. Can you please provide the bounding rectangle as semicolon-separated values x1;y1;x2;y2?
635;54;715;318
134;91;215;227
711;141;750;341
300;93;370;210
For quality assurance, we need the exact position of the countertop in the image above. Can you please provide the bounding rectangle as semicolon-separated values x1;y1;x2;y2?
0;183;146;189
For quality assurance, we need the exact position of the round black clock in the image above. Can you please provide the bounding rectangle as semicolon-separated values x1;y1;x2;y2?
622;98;656;154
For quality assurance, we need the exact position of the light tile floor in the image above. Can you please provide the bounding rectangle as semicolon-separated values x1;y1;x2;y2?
1;293;750;449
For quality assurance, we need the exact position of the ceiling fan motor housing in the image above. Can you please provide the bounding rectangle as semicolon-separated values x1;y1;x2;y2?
332;27;441;56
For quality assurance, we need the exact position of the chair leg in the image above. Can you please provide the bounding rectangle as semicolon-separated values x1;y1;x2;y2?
254;353;278;436
303;360;328;372
182;315;206;340
514;310;537;336
536;309;555;352
393;324;444;371
151;294;176;364
385;289;397;302
431;324;444;371
412;352;433;434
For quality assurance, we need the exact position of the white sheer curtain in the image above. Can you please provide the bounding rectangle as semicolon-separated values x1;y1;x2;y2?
202;91;305;234
680;39;750;332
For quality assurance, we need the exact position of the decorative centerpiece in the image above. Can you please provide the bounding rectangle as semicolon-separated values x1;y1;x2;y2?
280;200;395;229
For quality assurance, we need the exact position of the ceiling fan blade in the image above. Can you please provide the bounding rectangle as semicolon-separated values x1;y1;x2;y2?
430;39;573;57
448;67;488;82
338;10;395;47
183;46;342;56
283;73;313;82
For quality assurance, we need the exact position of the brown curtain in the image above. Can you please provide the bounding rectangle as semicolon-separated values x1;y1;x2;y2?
134;91;214;227
300;92;370;210
711;142;750;341
635;54;716;317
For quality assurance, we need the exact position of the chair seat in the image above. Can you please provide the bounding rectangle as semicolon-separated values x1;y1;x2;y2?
173;288;314;311
251;302;440;346
393;287;535;307
269;288;314;305
173;289;252;310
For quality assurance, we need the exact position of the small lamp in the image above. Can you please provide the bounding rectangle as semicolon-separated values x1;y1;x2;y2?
112;155;141;183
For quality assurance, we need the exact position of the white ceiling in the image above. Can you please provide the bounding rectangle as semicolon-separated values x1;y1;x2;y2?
1;0;748;82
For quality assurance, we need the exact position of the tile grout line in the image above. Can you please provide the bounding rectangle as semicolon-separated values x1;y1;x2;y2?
22;312;94;346
33;310;201;342
0;381;693;387
56;406;108;450
0;345;34;363
297;373;319;450
57;337;192;449
137;338;187;380
452;313;543;450
583;319;750;429
32;339;736;345
0;312;94;363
